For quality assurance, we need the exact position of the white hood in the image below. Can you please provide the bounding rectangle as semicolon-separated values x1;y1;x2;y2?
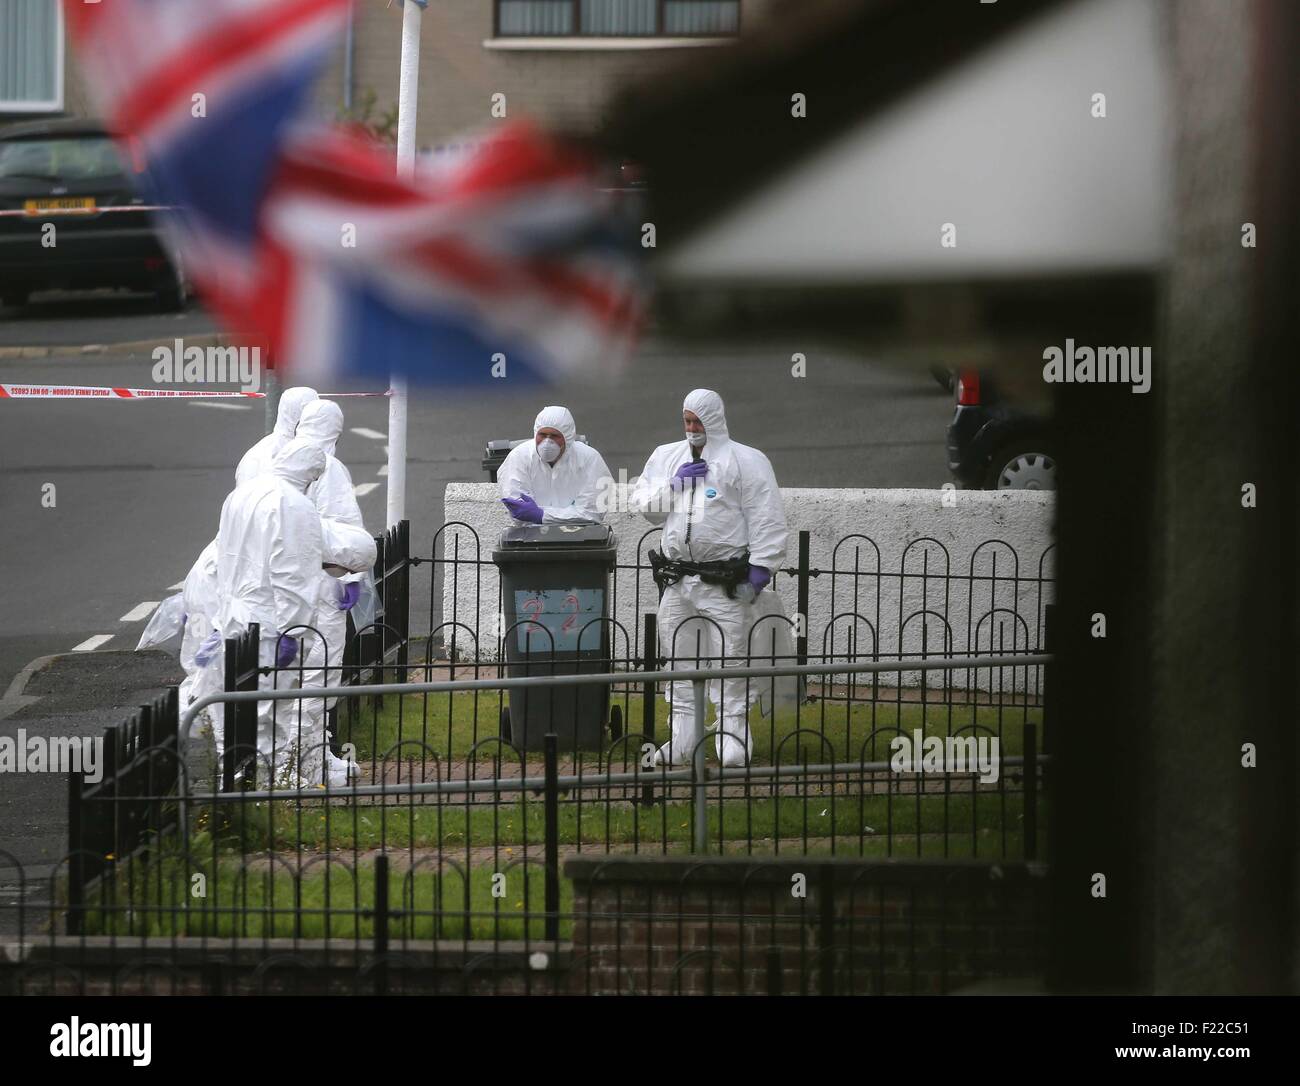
271;438;327;491
683;388;731;447
274;386;319;439
297;399;345;458
533;405;577;446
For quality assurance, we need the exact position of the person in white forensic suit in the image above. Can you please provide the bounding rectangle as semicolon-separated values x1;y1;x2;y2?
293;398;377;784
234;386;318;486
175;386;318;758
214;437;330;788
176;539;225;758
630;389;793;768
497;406;612;525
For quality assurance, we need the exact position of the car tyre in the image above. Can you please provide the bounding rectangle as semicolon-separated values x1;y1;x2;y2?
155;265;188;312
984;443;1058;491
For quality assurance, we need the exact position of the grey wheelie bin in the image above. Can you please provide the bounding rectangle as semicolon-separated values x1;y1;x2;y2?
492;523;619;751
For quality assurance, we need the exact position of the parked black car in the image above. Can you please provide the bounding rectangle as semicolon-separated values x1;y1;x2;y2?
946;369;1057;490
0;118;186;311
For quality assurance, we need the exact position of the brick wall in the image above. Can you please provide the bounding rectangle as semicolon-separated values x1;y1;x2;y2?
566;856;1048;996
335;0;787;148
43;1;785;141
2;855;1045;996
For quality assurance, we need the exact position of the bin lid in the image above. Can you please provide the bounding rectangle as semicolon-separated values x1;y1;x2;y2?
493;523;616;565
498;523;612;547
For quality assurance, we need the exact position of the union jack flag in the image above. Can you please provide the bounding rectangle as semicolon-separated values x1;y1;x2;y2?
65;0;645;385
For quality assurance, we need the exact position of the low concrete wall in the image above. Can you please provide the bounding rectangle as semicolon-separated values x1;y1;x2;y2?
439;485;1055;691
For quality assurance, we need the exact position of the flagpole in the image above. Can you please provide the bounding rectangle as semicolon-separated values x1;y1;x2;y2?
388;0;424;528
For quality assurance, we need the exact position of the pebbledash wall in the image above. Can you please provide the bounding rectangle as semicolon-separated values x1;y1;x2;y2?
439;484;1056;691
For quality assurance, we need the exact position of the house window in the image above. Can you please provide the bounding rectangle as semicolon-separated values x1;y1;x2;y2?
495;0;740;37
0;0;63;112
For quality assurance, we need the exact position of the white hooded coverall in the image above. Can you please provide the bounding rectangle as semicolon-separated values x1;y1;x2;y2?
214;438;329;787
497;406;612;523
234;386;318;487
294;399;376;779
177;539;224;751
178;388;320;756
630;389;790;766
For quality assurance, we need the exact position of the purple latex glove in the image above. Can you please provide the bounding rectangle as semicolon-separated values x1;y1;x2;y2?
670;459;708;490
502;494;544;523
746;565;772;594
276;634;299;668
194;630;222;668
336;582;362;611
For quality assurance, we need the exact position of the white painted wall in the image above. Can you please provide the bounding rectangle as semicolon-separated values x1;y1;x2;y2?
439;484;1055;692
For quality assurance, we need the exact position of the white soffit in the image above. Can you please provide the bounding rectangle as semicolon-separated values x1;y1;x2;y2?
663;0;1171;282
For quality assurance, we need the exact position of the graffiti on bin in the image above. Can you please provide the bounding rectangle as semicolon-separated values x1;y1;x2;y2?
514;589;606;652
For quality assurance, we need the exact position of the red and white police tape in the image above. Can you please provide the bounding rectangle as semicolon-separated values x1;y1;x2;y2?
0;384;390;400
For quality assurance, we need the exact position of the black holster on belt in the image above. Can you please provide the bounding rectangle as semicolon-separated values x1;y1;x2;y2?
648;549;751;599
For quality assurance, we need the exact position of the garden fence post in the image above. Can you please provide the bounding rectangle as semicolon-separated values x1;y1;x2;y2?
544;733;560;940
1024;722;1038;861
692;679;708;853
796;530;810;668
373;852;389;996
641;612;657;807
67;768;83;936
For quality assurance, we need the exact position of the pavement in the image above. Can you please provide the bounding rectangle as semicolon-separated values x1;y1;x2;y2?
0;291;955;922
0;650;184;935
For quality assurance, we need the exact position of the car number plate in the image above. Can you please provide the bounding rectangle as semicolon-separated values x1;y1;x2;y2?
23;197;96;215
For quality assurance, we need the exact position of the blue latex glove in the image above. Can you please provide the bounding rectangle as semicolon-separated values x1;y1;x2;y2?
336;582;362;611
502;494;544;523
194;630;222;668
670;459;708;490
276;634;299;668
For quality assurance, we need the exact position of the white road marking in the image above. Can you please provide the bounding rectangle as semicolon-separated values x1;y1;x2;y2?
189;402;249;411
72;635;114;652
351;427;386;440
168;581;185;591
376;465;388;476
120;601;159;622
353;482;380;497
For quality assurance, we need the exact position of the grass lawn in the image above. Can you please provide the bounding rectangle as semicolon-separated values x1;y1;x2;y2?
77;689;1043;937
76;792;1043;940
78;849;575;941
198;787;1040;858
337;688;1043;767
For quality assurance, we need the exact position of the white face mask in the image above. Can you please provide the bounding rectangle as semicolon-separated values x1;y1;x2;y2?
537;438;562;464
686;431;707;448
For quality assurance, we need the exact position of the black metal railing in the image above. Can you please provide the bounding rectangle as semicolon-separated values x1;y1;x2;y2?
44;655;1047;978
416;525;1055;685
67;687;181;936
